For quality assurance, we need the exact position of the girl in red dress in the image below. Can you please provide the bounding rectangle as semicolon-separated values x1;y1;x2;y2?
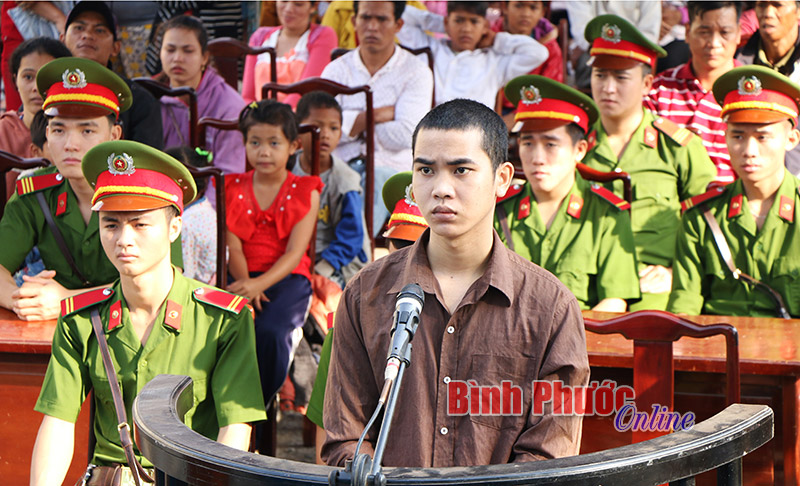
226;100;322;404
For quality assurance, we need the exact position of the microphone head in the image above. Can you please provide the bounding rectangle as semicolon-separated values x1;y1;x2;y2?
398;283;424;307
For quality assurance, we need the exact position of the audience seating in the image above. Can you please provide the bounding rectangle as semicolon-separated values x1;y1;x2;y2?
132;78;199;146
0;151;49;218
583;310;740;444
261;77;376;253
182;162;227;290
207;37;277;91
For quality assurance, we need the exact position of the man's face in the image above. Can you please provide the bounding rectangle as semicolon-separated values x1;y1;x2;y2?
686;6;740;71
46;115;121;181
726;120;799;184
62;11;120;65
412;128;512;241
504;1;545;36
591;64;653;121
100;208;181;278
299;106;342;163
519;125;587;196
755;1;800;43
14;52;53;115
353;2;402;55
444;9;486;53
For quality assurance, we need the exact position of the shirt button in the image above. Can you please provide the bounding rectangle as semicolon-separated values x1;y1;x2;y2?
280;207;284;211
292;183;296;188
287;195;292;200
235;178;240;183
238;194;243;199
440;427;448;435
443;376;451;384
141;359;147;367
446;326;455;334
247;209;252;214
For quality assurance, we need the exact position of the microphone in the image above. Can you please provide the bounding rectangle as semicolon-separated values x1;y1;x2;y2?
384;284;424;384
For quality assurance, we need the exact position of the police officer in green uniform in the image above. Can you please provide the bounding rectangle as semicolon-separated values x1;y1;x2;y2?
669;66;800;318
494;75;640;311
0;57;182;322
30;141;266;486
582;15;717;310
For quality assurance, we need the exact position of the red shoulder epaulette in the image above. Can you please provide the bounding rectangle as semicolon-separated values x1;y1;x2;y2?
193;287;248;314
680;185;726;213
16;172;64;196
61;288;114;317
497;182;525;204
586;130;597;151
652;117;695;147
590;184;631;211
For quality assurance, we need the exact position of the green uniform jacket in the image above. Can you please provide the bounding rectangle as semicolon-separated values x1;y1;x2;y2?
583;109;717;268
668;171;800;318
494;175;641;309
34;271;266;466
0;166;183;289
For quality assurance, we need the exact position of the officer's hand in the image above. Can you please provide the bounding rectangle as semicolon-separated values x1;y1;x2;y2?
12;270;65;321
228;278;269;312
638;265;673;294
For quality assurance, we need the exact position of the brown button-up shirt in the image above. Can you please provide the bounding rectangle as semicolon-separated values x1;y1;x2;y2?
322;230;590;467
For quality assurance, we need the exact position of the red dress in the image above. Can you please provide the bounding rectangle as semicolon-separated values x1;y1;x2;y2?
225;170;323;281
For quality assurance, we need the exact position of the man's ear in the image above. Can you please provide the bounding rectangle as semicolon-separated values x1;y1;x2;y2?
169;213;182;242
494;161;515;198
111;39;122;58
110;123;123;140
786;125;800;151
574;139;589;162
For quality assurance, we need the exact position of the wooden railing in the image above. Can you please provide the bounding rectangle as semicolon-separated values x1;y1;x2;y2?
133;374;773;486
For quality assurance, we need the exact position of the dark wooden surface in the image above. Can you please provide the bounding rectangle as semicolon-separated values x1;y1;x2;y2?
582;311;800;486
0;308;90;485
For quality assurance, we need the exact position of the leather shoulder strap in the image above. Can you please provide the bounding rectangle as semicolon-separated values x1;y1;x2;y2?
35;192;91;286
89;310;154;484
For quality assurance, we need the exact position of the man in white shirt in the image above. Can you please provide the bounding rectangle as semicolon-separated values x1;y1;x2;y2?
397;1;547;108
321;1;433;237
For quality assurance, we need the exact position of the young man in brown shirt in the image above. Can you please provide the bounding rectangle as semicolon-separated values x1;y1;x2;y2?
322;99;589;467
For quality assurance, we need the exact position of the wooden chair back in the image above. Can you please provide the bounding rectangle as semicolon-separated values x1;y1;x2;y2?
133;78;199;146
558;18;569;79
583;310;740;443
207;37;276;90
0;151;49;218
261;77;375;253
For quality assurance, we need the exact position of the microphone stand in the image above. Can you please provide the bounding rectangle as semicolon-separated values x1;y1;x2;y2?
370;343;411;478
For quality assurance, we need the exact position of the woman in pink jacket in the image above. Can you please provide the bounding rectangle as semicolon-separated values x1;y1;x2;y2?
242;1;337;107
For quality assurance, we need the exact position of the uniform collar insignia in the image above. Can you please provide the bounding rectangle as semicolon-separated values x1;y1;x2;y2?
601;23;622;43
62;68;87;89
107;152;135;175
738;75;762;96
520;85;542;105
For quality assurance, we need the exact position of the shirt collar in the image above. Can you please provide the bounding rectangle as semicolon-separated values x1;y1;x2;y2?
353;44;402;77
757;37;797;69
388;229;514;307
108;267;187;334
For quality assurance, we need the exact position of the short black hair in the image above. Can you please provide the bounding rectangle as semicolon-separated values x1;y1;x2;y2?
10;37;72;80
165;146;211;196
412;98;508;171
165;205;180;220
30;110;48;150
353;1;406;21
565;123;586;145
687;2;743;23
238;99;298;141
296;91;343;124
161;15;208;53
448;1;488;17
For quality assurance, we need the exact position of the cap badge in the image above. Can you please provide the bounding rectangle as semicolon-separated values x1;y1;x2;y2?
601;23;622;44
738;75;762;96
404;184;418;207
107;152;135;176
62;68;87;89
520;85;542;105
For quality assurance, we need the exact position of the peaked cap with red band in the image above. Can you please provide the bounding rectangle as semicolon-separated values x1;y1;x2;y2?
585;15;666;71
82;140;197;213
504;75;598;134
381;171;428;242
712;65;800;126
37;57;131;119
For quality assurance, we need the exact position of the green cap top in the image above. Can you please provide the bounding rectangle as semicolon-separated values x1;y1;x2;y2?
712;65;800;125
37;57;132;119
505;75;598;133
584;14;666;70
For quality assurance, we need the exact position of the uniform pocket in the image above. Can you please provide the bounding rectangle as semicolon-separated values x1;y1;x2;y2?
770;256;800;314
555;260;596;304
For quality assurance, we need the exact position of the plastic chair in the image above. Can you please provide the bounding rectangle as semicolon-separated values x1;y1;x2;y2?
261;77;375;253
132;78;199;147
207;37;277;90
0;151;49;218
583;310;740;444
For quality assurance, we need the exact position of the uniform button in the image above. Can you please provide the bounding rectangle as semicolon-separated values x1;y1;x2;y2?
446;326;455;334
56;174;63;181
440;427;448;435
443;376;451;384
141;359;147;367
